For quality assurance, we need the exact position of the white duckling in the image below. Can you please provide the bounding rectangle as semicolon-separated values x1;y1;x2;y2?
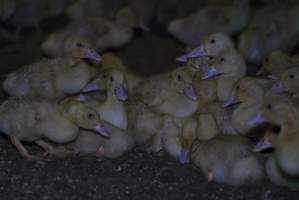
168;0;250;47
137;66;198;118
0;97;109;160
191;135;264;186
3;35;101;100
41;17;133;56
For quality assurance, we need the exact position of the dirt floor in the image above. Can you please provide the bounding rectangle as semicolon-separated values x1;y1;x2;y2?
0;17;298;200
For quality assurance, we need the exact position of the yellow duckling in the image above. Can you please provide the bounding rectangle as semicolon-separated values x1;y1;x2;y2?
176;33;235;63
191;135;264;186
201;49;246;102
223;77;273;135
3;35;101;100
0;97;109;160
41;17;133;56
168;0;250;47
137;66;198;118
80;68;129;130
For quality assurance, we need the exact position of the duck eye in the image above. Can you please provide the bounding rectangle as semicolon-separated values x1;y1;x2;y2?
88;113;94;119
236;85;240;90
76;42;83;47
289;74;295;79
220;57;225;62
177;75;183;81
210;39;215;44
209;56;214;60
103;74;107;79
110;76;114;81
266;104;272;110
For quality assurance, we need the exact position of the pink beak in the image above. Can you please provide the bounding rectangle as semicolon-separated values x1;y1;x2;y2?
176;45;206;62
183;84;198;101
95;123;109;137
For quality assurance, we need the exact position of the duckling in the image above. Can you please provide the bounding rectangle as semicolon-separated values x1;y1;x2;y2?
168;0;250;47
66;0;126;21
191;135;264;186
65;122;134;159
269;67;299;97
223;77;273;135
257;50;294;76
137;66;198;118
3;35;101;100
238;3;299;65
176;33;235;63
41;17;133;56
80;68;128;130
0;97;109;160
201;49;246;102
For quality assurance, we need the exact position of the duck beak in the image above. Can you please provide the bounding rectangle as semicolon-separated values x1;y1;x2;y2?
256;67;267;76
115;83;128;101
95;123;109;137
247;112;265;126
222;96;236;108
183;84;198;101
85;48;102;63
253;137;274;153
176;45;207;62
179;148;190;164
82;80;100;92
201;66;218;80
269;81;285;94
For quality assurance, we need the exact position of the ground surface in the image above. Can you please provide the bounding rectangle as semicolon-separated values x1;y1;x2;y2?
0;17;298;200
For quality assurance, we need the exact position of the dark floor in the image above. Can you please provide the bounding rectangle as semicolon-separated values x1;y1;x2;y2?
0;17;298;200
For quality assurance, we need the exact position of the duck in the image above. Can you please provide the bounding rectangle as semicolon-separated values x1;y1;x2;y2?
168;0;250;47
200;49;246;102
79;68;129;130
41;16;134;56
3;35;101;100
66;0;126;21
176;33;235;63
269;67;299;97
191;135;264;186
136;66;198;118
0;97;109;160
238;3;299;65
223;77;273;135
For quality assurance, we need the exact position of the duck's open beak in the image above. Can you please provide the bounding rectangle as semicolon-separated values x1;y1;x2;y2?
176;45;207;62
82;80;100;92
247;111;265;126
269;81;284;94
179;148;190;164
201;66;218;80
115;83;128;101
95;123;109;137
253;137;273;153
222;96;236;107
85;48;102;63
183;84;198;101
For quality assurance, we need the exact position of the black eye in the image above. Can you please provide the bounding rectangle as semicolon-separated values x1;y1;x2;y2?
271;126;281;134
289;74;295;79
103;74;107;79
88;113;94;119
220;57;225;62
210;39;215;44
177;75;182;81
209;56;214;60
236;85;240;90
266;104;272;110
76;42;83;47
110;76;114;81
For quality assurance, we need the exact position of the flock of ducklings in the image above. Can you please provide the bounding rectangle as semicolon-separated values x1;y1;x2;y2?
1;0;299;189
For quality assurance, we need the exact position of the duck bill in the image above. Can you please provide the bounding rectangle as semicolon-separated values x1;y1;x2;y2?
256;67;267;76
247;112;265;126
176;45;206;62
253;137;274;153
183;84;198;101
179;148;190;164
115;83;128;101
85;48;102;63
269;81;285;94
95;123;109;137
222;96;236;107
82;80;100;92
201;66;218;80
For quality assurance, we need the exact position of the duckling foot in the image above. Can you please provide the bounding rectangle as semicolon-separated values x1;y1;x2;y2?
9;135;45;160
95;146;105;157
35;140;76;159
207;171;214;182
